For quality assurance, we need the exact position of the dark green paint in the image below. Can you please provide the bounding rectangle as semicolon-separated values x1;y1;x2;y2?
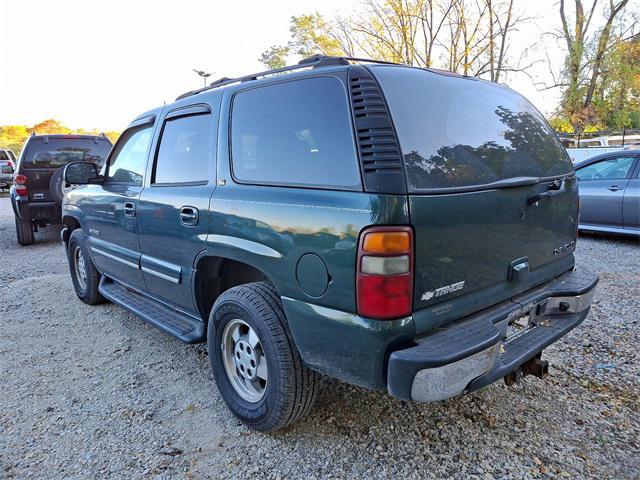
62;63;581;392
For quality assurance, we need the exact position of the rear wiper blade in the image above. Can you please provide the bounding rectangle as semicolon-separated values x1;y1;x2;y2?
483;176;543;189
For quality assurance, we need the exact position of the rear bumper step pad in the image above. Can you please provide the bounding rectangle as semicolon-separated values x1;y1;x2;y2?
387;269;598;401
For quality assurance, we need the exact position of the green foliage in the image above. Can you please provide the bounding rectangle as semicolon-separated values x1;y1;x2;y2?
259;45;290;69
548;117;574;133
592;38;640;129
289;13;343;58
0;120;121;156
259;12;344;68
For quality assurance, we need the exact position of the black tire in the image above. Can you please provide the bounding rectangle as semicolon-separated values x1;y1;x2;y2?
67;229;104;305
208;282;319;432
14;215;34;246
49;167;66;206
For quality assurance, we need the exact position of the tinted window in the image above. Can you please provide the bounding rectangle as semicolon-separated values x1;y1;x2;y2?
8;151;16;161
21;138;111;169
231;77;360;189
372;66;574;190
576;156;635;180
154;114;211;184
0;151;8;160
107;126;152;185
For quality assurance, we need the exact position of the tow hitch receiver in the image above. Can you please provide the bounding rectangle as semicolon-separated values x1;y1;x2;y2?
504;354;549;386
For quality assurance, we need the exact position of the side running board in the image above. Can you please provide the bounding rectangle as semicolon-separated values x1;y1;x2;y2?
99;276;205;344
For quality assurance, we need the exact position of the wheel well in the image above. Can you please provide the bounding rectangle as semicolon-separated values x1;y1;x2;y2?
194;257;271;321
63;215;81;231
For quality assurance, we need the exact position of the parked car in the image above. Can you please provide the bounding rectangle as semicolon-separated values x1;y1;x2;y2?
10;134;112;245
0;148;17;190
61;55;598;432
575;151;640;235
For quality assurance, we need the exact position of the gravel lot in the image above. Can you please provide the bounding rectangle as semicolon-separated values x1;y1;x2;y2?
0;194;638;479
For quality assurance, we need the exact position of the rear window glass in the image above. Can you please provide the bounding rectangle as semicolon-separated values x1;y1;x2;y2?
0;151;8;160
22;138;111;169
371;66;573;191
231;76;360;189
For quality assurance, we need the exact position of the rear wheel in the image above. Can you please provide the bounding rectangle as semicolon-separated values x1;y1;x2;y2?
14;215;34;246
208;282;319;432
67;229;104;305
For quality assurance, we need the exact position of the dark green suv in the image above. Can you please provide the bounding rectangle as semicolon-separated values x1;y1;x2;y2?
61;55;598;432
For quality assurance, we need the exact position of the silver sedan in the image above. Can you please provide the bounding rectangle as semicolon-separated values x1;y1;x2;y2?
575;151;640;236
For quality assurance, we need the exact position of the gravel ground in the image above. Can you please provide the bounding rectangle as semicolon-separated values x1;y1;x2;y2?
0;193;638;479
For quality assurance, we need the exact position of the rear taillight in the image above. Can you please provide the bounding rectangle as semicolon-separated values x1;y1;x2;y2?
14;174;28;196
356;226;413;320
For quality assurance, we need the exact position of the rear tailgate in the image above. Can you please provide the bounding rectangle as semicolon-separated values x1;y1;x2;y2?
23;168;57;202
18;137;111;202
408;179;577;331
371;65;578;332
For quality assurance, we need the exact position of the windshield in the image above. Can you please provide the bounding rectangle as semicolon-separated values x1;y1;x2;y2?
22;138;111;169
371;66;573;191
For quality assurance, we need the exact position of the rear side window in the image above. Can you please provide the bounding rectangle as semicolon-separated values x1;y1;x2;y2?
372;66;574;191
231;76;360;189
153;114;211;184
21;138;111;169
576;156;636;180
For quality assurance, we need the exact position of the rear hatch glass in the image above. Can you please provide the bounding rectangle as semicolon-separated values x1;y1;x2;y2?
22;137;111;169
371;66;577;331
370;65;573;191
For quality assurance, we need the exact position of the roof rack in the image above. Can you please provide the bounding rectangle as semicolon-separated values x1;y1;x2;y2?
175;55;402;101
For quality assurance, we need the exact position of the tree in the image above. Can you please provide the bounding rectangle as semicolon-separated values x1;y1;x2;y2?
259;1;529;84
555;0;635;131
259;13;344;68
259;45;290;69
29;118;71;135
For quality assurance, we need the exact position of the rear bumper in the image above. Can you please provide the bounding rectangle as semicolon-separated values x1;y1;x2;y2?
387;269;598;402
12;196;60;223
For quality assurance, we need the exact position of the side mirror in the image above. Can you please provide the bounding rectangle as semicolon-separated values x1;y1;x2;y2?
64;162;100;185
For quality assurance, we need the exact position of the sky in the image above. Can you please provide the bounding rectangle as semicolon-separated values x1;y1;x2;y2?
0;0;565;131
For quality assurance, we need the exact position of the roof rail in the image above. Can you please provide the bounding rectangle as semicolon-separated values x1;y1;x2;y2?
175;55;402;101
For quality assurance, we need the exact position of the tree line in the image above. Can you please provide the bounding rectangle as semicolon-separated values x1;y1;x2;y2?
0;119;120;156
260;0;639;133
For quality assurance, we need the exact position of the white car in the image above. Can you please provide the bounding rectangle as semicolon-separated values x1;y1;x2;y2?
0;149;17;190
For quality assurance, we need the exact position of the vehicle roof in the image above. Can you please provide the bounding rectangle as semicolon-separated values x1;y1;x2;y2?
126;55;515;130
27;134;110;140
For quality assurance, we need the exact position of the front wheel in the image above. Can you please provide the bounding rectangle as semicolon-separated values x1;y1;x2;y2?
208;282;319;432
67;229;104;305
15;215;34;246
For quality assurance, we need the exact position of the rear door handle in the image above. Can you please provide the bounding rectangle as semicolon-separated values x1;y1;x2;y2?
608;185;623;192
527;179;566;206
124;201;136;217
180;206;199;226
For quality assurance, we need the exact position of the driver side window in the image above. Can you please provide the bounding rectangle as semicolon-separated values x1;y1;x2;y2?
576;156;635;181
106;126;153;185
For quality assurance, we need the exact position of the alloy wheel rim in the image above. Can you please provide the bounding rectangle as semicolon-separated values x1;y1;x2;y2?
74;246;88;291
221;318;268;403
